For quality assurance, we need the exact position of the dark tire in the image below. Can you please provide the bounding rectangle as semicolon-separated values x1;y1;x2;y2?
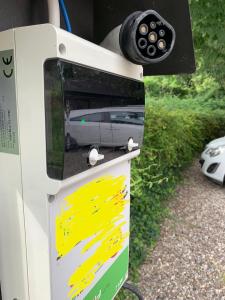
65;134;71;152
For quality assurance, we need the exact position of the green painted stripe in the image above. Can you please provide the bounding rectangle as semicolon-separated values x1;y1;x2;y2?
83;247;129;300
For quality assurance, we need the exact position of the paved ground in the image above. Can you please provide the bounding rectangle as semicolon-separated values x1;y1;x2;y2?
139;160;225;300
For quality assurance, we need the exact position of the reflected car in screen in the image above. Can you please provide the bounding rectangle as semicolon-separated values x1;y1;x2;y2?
65;106;144;150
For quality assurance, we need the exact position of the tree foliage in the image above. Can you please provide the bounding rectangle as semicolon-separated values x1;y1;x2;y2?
145;0;225;97
190;0;225;88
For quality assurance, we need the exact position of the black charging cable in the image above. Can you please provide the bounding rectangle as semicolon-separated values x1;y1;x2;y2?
122;282;145;300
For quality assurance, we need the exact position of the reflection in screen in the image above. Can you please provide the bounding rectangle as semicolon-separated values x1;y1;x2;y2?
45;59;145;179
65;105;144;150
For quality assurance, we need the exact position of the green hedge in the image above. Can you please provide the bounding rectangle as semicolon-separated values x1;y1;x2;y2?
128;101;225;274
116;97;225;299
116;0;225;296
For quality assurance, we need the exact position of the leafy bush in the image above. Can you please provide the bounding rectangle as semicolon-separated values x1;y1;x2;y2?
190;0;225;89
129;100;225;273
116;97;225;299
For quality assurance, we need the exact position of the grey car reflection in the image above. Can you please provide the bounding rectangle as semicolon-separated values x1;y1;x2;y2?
65;106;144;150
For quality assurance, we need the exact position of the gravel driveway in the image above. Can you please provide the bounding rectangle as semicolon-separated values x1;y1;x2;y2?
138;160;225;300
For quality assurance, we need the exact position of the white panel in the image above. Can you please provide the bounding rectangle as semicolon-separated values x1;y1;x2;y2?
54;27;143;80
14;25;58;300
10;24;143;300
0;29;29;300
49;161;130;300
0;155;29;300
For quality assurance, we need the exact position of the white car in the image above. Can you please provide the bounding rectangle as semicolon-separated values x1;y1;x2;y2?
200;137;225;185
65;106;144;150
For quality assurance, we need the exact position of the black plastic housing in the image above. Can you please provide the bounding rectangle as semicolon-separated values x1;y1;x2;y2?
0;0;195;75
120;10;176;65
94;0;195;75
44;59;145;180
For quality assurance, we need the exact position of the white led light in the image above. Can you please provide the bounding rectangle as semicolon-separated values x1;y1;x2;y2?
139;24;148;35
148;32;157;43
150;22;157;29
158;39;166;50
159;29;165;37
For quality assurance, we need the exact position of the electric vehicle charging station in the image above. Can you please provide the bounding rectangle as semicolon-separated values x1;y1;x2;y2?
0;23;145;300
0;1;195;300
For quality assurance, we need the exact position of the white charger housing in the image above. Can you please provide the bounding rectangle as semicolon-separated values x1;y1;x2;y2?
0;24;144;300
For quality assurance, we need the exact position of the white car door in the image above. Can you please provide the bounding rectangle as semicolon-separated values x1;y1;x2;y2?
99;112;113;147
110;111;144;147
68;113;101;146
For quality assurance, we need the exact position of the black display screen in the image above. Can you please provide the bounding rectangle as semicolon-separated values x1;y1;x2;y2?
44;59;145;180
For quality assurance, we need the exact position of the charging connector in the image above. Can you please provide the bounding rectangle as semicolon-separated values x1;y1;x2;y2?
120;10;176;65
101;10;176;66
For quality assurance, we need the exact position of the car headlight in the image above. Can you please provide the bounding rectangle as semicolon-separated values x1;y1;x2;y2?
205;145;225;157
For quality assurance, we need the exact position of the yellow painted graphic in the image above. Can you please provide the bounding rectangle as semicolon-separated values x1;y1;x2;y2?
56;175;129;299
